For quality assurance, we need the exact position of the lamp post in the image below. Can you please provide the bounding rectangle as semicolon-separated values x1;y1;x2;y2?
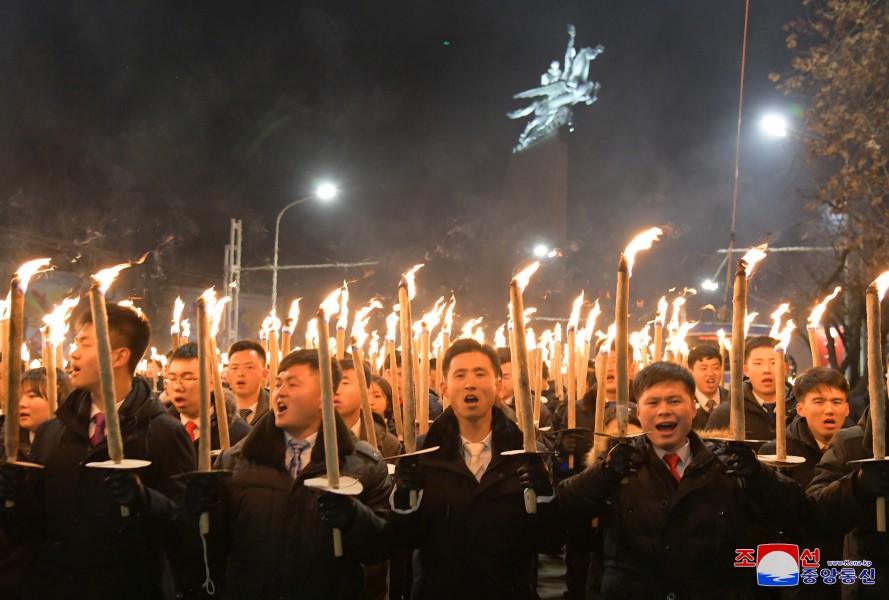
271;183;337;316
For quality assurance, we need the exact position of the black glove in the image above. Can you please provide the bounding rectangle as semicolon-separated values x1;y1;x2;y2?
184;473;222;515
318;492;358;530
393;458;425;509
104;472;147;512
856;462;889;498
518;456;554;496
604;443;642;484
0;463;27;507
718;442;763;482
555;429;594;463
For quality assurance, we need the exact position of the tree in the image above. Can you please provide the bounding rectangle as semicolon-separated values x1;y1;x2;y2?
774;0;889;386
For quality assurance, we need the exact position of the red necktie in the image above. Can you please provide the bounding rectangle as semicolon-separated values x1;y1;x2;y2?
664;453;681;482
90;412;106;447
186;420;197;441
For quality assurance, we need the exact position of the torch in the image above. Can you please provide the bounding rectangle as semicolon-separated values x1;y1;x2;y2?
807;286;842;368
41;296;80;414
385;311;404;441
84;261;152;516
398;265;424;454
351;299;383;451
171;296;184;352
336;283;349;360
4;259;51;468
615;228;663;439
282;298;300;357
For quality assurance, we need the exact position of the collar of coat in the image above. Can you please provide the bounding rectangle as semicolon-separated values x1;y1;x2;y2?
421;405;523;461
56;377;163;442
239;407;356;467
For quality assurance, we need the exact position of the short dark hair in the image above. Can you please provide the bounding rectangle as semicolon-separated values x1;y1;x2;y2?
228;339;266;365
793;367;849;402
339;358;372;385
75;303;151;374
633;361;695;400
279;348;342;391
496;347;511;366
21;367;73;403
688;344;722;369
171;342;199;362
744;336;778;362
443;339;501;378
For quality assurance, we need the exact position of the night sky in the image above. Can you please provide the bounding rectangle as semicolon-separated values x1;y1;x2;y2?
1;1;823;337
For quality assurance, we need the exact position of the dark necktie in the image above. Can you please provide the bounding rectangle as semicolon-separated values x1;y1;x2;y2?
764;403;776;420
239;408;252;421
664;453;681;482
90;412;106;447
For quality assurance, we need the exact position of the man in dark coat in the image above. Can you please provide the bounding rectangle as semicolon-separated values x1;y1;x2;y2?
336;357;402;459
0;303;195;600
807;407;889;599
559;361;810;599
187;348;392;600
688;344;730;430
707;336;788;440
226;339;269;425
164;342;251;451
389;339;563;600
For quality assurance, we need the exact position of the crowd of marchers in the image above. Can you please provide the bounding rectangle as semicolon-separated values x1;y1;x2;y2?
0;303;887;599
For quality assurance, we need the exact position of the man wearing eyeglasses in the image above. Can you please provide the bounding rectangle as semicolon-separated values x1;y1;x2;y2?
165;343;250;451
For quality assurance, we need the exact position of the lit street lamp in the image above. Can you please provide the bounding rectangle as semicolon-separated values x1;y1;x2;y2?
759;112;789;138
271;183;338;315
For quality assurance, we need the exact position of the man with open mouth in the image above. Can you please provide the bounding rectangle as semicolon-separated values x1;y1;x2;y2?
559;361;810;598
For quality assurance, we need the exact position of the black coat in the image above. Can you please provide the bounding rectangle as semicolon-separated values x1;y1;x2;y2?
558;431;810;599
165;397;251;454
210;410;392;600
807;410;889;599
705;383;777;441
691;387;730;431
23;378;196;600
390;406;564;600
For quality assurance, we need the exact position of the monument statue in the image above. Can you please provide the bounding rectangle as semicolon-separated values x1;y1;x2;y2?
508;25;604;153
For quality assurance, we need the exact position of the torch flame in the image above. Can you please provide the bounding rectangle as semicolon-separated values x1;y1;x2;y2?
337;282;349;330
777;319;796;351
526;328;537;351
624;227;663;277
43;296;81;347
211;297;231;338
494;324;507;348
722;336;732;352
554;322;562;342
288;298;301;328
351;299;383;348
401;264;425;300
172;296;185;333
875;271;889;301
808;286;842;326
305;318;319;348
0;295;7;320
442;295;456;334
769;303;790;339
669;297;686;330
584;300;602;342
385;310;399;341
422;296;447;330
117;300;143;317
523;307;537;322
320;288;342;321
181;319;191;341
568;291;585;330
15;258;53;293
460;317;483;339
512;261;541;291
741;244;768;278
91;263;133;295
744;312;758;337
655;296;669;325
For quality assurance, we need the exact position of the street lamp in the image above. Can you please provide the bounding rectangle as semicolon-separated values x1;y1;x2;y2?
271;183;338;315
760;112;789;138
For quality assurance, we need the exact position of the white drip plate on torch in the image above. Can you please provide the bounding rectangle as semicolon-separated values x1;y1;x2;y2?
387;464;396;475
303;475;363;496
501;449;551;456
385;446;441;461
4;460;44;469
757;454;806;468
85;458;152;470
848;457;889;466
591;431;650;439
